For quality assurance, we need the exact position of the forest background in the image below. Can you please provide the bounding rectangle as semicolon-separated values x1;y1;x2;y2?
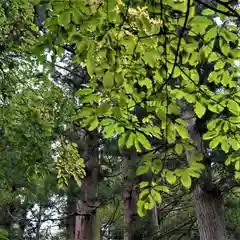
0;0;240;240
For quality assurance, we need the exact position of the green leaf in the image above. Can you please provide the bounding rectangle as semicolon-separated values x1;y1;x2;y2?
88;117;99;131
175;144;183;155
58;10;71;28
202;8;215;15
209;137;221;149
230;137;240;151
186;169;200;178
181;174;191;189
144;195;155;210
221;137;230;153
126;132;135;148
190;16;213;32
87;46;95;76
225;155;233;166
194;102;206;118
115;72;124;86
227;99;240;115
208;52;219;62
142;50;159;67
189;161;205;171
203;131;218;140
118;133;128;149
104;125;115;138
166;171;176;184
214;61;225;70
220;42;230;56
175;124;188;139
154;185;169;193
204;27;218;42
136;132;151;150
116;126;125;134
81;94;100;103
76;42;87;55
223;121;229;133
137;200;147;217
151;189;162;203
229;116;240;123
207;119;221;130
235;160;240;171
175;118;188;127
71;8;82;24
208;104;224;113
139;189;150;200
136;165;150;176
139;181;149;189
103;71;114;89
108;0;117;22
75;88;93;96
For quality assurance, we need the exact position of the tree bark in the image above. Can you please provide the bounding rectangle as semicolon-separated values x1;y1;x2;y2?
66;179;76;240
75;130;100;240
123;152;142;240
184;109;228;240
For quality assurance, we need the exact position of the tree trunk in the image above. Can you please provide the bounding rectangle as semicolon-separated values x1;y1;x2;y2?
184;109;228;240
66;179;76;240
193;184;228;240
123;152;142;240
75;130;100;240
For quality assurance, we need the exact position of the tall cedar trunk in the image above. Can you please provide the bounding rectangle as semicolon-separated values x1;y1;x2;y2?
184;109;228;240
75;130;100;240
66;178;76;240
123;153;141;240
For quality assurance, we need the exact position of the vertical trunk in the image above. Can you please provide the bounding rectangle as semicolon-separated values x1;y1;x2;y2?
185;1;228;239
193;184;227;240
75;130;100;240
123;184;138;240
123;153;141;240
66;179;76;240
184;109;228;240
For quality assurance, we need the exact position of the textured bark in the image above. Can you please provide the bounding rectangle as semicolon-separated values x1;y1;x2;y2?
66;181;76;240
193;184;228;240
75;130;100;240
184;109;228;240
123;184;139;240
123;153;141;240
181;1;228;239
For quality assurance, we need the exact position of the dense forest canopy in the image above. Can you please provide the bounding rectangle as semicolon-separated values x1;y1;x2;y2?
0;0;239;239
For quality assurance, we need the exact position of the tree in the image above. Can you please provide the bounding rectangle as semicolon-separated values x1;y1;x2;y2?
35;0;240;239
1;0;240;239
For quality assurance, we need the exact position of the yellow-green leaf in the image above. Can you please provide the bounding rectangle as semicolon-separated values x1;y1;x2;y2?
88;117;99;131
136;165;150;176
194;101;206;118
103;71;114;89
166;171;176;184
175;124;188;139
181;174;191;189
175;144;183;155
136;132;151;150
126;132;135;148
